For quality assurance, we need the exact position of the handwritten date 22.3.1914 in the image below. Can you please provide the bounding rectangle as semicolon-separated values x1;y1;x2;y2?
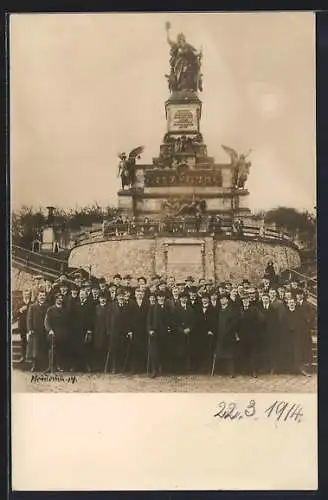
214;400;304;423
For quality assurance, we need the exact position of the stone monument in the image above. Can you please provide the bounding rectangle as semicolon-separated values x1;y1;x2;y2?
68;24;301;283
117;22;251;222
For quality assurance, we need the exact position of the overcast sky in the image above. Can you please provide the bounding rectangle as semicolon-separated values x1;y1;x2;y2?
10;12;316;212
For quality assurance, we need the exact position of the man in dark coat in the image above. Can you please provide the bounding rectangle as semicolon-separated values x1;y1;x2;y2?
238;294;262;377
187;286;200;312
26;289;49;371
269;288;287;325
91;281;100;307
195;294;217;373
296;289;317;362
13;287;33;363
44;292;70;371
107;282;117;303
167;285;181;312
98;277;109;300
70;288;95;372
122;274;135;296
213;293;240;377
44;279;56;307
209;288;220;321
147;291;171;377
285;295;313;375
55;280;71;309
108;288;132;373
166;286;181;373
258;294;280;373
173;292;196;373
92;293;111;372
127;288;149;373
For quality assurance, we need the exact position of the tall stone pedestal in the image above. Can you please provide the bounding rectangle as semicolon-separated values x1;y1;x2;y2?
118;89;251;221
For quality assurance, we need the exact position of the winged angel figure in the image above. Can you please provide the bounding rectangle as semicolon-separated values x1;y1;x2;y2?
117;146;145;190
221;145;252;189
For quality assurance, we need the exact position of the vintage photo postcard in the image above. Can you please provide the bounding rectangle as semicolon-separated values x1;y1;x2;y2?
10;11;317;490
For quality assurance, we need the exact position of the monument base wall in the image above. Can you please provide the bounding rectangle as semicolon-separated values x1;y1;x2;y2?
68;236;301;285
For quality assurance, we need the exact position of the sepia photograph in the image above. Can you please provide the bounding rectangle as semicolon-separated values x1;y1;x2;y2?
10;11;318;492
10;12;317;395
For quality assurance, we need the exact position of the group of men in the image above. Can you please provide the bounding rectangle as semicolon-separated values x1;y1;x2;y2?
13;265;315;378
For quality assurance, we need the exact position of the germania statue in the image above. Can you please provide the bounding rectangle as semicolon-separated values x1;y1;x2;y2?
165;21;203;93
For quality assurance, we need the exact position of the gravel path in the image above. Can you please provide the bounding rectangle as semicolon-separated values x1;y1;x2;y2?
12;369;317;393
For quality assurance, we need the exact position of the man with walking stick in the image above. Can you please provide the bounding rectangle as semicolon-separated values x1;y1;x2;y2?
44;292;69;372
147;291;171;378
211;292;240;377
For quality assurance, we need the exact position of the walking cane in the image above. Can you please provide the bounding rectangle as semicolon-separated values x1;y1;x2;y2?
104;349;110;374
186;333;191;372
211;353;217;377
147;334;151;374
49;335;55;374
123;336;132;373
208;335;214;375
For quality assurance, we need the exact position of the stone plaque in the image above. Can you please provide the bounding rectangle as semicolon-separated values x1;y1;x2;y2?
167;104;199;132
144;169;223;187
167;243;202;264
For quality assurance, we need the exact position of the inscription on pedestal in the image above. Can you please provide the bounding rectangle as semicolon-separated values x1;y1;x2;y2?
144;169;222;187
167;104;199;132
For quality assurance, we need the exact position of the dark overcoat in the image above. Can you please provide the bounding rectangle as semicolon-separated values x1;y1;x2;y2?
215;304;239;359
26;302;49;359
93;304;111;351
44;305;69;341
258;305;280;371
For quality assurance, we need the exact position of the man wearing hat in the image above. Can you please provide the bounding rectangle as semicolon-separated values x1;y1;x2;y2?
184;276;195;295
26;288;49;372
107;282;117;303
137;276;149;300
107;288;133;374
269;287;286;325
146;290;171;377
92;293;111;372
173;292;196;373
113;274;122;288
177;282;186;296
188;286;201;312
91;280;100;306
262;276;271;294
258;293;280;374
281;296;309;374
44;292;69;372
122;274;135;296
195;293;217;373
167;275;176;292
98;277;109;299
158;279;170;300
238;292;262;377
295;288;315;374
209;288;220;321
128;287;150;373
167;285;181;312
44;279;56;307
70;287;95;372
73;272;83;289
213;292;240;377
66;283;81;369
217;282;226;296
13;287;33;364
